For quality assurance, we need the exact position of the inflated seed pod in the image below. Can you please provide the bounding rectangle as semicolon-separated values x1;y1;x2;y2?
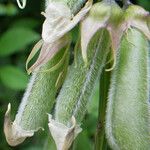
106;28;150;150
4;45;69;146
48;28;111;150
55;30;111;124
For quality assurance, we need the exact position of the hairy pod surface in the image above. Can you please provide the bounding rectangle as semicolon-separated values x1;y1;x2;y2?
48;28;111;150
4;47;69;146
55;29;111;125
17;48;69;130
106;28;150;150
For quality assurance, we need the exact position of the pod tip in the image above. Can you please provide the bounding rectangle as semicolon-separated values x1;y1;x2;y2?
4;104;34;147
48;114;82;150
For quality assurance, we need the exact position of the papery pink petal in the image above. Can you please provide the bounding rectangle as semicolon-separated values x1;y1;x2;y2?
106;23;128;71
48;115;82;150
4;104;34;146
28;36;69;73
125;5;150;39
81;1;111;64
107;23;127;53
26;39;43;71
130;20;150;40
81;17;107;64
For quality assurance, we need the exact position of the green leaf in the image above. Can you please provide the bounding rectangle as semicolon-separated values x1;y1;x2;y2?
22;147;42;150
11;18;39;29
6;3;18;16
137;0;150;11
0;4;7;15
0;27;40;56
0;66;29;90
74;131;92;150
0;3;18;16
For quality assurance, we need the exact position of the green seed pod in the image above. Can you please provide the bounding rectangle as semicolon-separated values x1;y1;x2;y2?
55;30;110;124
48;28;111;150
106;28;150;150
4;45;69;146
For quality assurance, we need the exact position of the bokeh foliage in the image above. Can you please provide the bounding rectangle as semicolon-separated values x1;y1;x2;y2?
0;0;149;150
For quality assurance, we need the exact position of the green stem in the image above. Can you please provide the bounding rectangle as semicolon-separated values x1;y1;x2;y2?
95;65;111;150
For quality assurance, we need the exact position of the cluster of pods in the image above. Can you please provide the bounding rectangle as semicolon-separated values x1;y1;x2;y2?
4;0;150;149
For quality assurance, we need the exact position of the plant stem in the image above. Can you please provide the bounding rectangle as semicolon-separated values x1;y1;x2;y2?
95;65;111;150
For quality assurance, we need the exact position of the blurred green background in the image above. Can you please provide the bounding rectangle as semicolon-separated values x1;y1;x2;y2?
0;0;150;150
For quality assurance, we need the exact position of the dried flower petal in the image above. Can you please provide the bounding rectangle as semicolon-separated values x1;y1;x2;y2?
27;0;92;73
27;35;70;74
4;104;34;146
81;2;111;64
42;0;93;43
48;115;82;150
26;39;43;73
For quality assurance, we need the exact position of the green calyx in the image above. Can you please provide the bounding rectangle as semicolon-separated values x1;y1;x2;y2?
89;1;150;35
108;4;123;26
84;2;150;70
89;2;111;21
124;4;149;20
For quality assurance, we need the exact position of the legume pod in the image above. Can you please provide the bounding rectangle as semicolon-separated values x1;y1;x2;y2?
4;45;69;146
55;30;110;124
48;28;111;150
106;28;150;150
